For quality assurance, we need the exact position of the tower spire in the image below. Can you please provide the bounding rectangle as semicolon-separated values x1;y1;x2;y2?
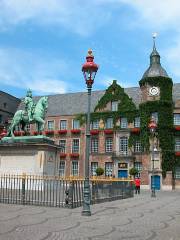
153;32;157;51
141;33;169;79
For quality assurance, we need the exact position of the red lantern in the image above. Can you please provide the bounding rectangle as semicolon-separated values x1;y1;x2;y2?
82;49;99;88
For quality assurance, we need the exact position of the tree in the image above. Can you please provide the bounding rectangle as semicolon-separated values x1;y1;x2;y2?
129;167;138;177
96;167;104;176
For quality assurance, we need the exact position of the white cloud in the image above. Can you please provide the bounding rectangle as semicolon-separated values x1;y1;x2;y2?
0;48;69;94
0;0;112;36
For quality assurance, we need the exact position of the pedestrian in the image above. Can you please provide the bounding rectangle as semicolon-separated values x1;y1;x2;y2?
134;177;141;194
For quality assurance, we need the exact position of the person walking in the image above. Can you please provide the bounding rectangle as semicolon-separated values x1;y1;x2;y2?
134;177;141;194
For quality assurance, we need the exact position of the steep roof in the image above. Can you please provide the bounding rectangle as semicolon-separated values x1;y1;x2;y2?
18;83;180;116
142;38;169;79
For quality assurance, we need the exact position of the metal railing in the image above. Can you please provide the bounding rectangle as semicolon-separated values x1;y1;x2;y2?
0;174;134;208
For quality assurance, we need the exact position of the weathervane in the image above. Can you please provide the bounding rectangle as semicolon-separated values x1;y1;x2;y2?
152;32;158;49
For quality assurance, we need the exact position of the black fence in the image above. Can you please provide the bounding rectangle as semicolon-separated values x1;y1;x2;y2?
0;175;134;208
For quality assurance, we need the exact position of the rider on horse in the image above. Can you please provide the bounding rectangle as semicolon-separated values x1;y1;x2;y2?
24;89;36;122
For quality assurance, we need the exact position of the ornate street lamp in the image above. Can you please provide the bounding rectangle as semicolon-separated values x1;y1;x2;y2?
81;49;99;216
148;117;157;197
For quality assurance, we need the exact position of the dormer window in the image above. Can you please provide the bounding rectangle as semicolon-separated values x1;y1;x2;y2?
111;101;118;111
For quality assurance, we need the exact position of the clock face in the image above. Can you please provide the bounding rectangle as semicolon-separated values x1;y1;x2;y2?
149;87;159;96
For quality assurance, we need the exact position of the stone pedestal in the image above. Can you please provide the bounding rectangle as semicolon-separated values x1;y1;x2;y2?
0;136;61;176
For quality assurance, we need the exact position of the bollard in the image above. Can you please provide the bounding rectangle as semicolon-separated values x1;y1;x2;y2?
21;173;26;205
65;189;69;206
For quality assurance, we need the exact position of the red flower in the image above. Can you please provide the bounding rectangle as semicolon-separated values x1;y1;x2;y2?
104;129;113;134
33;131;39;135
131;128;140;133
57;129;67;134
70;153;79;158
71;129;81;134
45;130;54;135
60;153;67;158
175;126;180;131
90;130;99;135
14;131;24;136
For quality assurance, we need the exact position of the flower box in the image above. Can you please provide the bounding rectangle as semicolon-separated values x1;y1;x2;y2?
70;153;79;158
104;129;113;134
71;129;81;134
45;130;54;135
131;128;140;133
33;131;39;135
175;126;180;131
90;130;99;135
175;152;180;157
60;153;67;158
0;129;7;139
57;129;67;134
14;131;24;136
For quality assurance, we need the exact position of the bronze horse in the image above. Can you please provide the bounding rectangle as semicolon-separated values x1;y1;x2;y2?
7;96;48;137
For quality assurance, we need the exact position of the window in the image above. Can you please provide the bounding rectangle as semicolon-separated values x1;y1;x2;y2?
119;137;128;155
174;114;180;125
106;118;113;129
91;120;99;129
175;138;180;151
25;124;30;132
111;101;118;111
151;112;158;123
120;118;128;128
72;139;80;153
60;120;67;130
105;138;113;152
175;167;180;179
91;138;99;153
91;162;98;176
134;141;141;152
71;161;79;176
59;161;65;177
134;162;142;178
59;139;66;153
47;120;54;130
73;119;80;129
105;162;113;177
134;117;140;128
0;115;2;124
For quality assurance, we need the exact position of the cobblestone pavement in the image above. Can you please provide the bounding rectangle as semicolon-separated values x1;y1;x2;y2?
0;190;180;240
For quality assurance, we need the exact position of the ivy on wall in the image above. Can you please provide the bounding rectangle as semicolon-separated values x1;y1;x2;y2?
76;77;177;178
76;80;138;127
139;76;175;177
94;80;137;123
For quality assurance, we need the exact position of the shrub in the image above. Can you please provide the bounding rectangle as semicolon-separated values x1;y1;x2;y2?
96;167;104;176
129;167;138;177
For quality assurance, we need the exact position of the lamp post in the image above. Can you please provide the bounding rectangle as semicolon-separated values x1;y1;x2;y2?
81;49;99;216
148;117;157;198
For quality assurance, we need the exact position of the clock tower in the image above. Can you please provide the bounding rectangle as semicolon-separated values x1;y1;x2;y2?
139;35;174;190
140;35;169;102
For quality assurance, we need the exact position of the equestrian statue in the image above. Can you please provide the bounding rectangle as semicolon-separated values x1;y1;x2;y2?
7;90;48;137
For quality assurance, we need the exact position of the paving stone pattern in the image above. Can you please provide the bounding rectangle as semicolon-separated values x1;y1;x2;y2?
0;190;179;240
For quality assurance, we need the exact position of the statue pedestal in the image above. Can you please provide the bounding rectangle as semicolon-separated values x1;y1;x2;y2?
0;136;61;176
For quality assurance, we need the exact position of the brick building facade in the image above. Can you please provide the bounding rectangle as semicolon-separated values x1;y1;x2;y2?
6;42;180;190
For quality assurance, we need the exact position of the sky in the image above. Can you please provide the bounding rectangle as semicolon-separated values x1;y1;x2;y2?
0;0;180;98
